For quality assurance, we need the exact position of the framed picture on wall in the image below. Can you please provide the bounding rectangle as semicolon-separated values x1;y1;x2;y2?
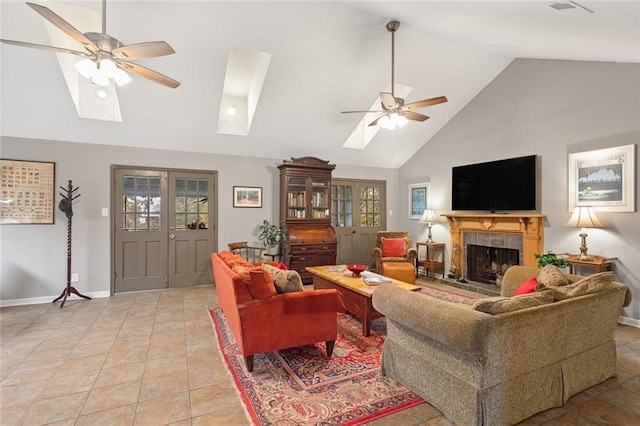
568;144;636;212
408;182;429;219
233;186;262;208
0;159;55;224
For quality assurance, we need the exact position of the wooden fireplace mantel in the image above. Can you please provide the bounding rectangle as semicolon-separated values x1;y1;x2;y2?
442;213;544;277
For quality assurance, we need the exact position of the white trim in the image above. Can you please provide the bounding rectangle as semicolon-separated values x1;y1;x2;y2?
618;315;640;328
0;291;111;308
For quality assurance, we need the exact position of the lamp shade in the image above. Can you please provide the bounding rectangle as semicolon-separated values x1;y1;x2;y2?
419;209;437;223
567;206;603;228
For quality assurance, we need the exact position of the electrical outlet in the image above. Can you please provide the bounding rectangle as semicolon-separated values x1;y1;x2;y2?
71;273;79;282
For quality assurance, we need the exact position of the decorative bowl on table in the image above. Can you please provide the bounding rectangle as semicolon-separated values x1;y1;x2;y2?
346;264;368;277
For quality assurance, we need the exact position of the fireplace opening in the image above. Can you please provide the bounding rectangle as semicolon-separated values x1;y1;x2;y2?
467;244;519;285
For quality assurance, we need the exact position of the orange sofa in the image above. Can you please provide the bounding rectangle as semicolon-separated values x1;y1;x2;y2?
211;252;343;371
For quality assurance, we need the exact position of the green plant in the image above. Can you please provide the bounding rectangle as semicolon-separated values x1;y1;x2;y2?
534;251;571;268
258;220;286;247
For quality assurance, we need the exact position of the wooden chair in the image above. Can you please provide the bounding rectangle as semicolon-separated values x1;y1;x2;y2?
227;242;264;263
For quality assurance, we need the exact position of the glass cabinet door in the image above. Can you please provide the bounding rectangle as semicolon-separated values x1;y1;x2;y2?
311;178;330;219
287;176;307;219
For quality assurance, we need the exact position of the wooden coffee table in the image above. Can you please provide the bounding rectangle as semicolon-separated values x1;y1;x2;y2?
306;265;421;337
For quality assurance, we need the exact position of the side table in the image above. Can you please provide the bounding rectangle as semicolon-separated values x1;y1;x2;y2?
563;254;614;275
264;253;282;262
416;242;446;280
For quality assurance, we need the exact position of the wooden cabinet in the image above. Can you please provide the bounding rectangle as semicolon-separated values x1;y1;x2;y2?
279;157;337;283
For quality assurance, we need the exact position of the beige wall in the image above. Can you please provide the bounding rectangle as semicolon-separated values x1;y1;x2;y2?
399;59;640;322
0;137;398;302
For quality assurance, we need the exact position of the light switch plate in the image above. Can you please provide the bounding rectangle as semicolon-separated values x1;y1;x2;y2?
101;208;109;217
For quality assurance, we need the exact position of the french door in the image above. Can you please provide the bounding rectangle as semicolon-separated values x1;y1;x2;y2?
113;167;217;293
331;179;386;266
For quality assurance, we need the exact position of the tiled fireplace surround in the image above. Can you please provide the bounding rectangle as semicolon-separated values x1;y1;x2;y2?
442;213;544;293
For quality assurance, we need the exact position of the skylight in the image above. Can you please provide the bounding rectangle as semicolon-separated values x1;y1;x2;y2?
217;47;271;136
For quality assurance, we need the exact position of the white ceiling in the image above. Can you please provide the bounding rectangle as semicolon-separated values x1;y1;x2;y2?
1;1;639;168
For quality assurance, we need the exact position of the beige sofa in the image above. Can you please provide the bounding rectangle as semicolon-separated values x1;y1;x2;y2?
372;266;632;426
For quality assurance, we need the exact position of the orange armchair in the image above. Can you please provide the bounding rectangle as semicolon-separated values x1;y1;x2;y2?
372;231;418;273
211;252;343;372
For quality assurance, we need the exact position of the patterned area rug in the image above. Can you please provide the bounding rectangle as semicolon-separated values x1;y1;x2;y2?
209;309;421;425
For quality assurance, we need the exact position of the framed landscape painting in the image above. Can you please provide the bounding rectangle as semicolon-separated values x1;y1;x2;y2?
233;186;262;208
568;144;635;212
408;182;429;219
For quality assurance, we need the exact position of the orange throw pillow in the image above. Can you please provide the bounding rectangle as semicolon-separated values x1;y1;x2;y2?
248;269;277;299
381;237;406;257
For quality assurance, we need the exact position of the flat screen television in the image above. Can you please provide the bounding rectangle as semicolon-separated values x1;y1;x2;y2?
452;155;537;212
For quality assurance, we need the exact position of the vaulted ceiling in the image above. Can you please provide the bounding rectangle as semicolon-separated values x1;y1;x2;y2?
2;1;639;168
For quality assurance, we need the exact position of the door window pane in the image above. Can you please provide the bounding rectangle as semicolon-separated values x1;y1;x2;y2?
175;178;209;230
121;175;162;231
331;185;353;227
360;185;381;227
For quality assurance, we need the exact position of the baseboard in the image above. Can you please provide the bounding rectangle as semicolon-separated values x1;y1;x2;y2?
0;291;111;307
618;315;640;328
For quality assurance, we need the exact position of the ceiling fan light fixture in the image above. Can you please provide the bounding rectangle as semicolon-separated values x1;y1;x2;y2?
75;59;98;79
75;58;131;87
112;68;132;86
378;112;407;130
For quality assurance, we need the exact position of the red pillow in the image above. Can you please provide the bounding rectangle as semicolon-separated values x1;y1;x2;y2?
513;277;538;296
277;262;288;270
381;238;406;257
248;269;277;299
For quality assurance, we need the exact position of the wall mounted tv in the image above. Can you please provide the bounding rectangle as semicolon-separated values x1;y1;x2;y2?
452;155;537;212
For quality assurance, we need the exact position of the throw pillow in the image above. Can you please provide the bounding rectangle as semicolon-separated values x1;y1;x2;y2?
248;269;277;299
277;262;289;270
381;237;406;257
262;263;304;294
513;277;538;296
470;289;554;315
536;264;569;288
546;271;614;301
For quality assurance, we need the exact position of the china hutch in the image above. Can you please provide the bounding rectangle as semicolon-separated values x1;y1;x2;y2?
278;157;337;283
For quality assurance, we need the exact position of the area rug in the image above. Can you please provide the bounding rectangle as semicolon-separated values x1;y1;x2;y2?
209;308;422;425
415;281;480;302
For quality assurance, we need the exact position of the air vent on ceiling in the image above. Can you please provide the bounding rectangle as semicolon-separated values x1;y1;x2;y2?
549;1;594;13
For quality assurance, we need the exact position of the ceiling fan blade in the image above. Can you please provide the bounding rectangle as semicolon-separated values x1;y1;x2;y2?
368;115;383;127
27;2;98;53
402;96;448;111
379;92;397;109
403;111;430;122
0;39;90;57
112;41;175;60
119;61;181;88
341;109;386;114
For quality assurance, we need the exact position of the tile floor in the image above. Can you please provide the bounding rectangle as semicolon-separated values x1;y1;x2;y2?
0;285;639;425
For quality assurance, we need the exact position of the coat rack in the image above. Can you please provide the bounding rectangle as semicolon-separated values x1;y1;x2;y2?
52;180;91;308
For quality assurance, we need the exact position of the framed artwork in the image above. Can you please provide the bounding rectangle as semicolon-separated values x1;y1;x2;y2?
233;186;262;208
0;159;55;224
568;144;636;212
408;182;430;219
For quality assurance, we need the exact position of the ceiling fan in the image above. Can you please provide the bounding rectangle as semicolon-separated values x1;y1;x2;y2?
0;1;180;88
342;20;447;129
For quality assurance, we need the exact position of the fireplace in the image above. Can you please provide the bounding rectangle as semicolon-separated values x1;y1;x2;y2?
442;213;544;282
467;244;520;284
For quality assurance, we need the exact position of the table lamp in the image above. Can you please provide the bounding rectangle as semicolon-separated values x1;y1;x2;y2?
419;209;437;243
566;206;602;261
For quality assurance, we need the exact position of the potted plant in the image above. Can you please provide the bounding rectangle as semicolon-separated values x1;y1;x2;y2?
534;251;571;269
258;220;286;255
